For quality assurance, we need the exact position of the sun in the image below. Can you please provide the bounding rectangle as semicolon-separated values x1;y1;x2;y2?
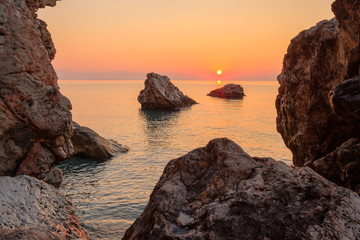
217;70;222;75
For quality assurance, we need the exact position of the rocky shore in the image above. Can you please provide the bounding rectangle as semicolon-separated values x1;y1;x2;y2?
1;0;360;239
138;73;197;110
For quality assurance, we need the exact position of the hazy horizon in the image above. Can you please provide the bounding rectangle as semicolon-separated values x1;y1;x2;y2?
56;69;278;81
39;0;334;81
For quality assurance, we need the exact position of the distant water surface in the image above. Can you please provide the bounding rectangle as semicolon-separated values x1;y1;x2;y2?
57;80;292;239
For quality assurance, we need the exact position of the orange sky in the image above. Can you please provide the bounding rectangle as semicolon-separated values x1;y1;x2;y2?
39;0;335;80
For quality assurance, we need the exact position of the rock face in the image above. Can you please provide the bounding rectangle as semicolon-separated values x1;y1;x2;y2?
0;175;89;239
0;0;73;185
71;122;129;159
276;0;360;192
138;73;197;110
207;84;245;99
123;138;360;240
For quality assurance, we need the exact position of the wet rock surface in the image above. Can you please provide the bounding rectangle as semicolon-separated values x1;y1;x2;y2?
138;73;197;110
123;138;360;240
0;0;73;185
276;0;360;192
71;122;129;160
207;84;245;99
0;175;89;240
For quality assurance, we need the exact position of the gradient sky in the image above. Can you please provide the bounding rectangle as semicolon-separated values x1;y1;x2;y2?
38;0;335;80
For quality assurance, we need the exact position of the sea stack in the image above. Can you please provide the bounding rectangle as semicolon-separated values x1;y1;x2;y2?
138;73;197;110
276;0;360;193
123;138;360;239
207;84;245;99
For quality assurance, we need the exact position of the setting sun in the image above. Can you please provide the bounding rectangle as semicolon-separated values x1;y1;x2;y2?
217;70;222;75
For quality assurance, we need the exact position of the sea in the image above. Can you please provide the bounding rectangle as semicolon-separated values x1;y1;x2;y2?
57;79;292;239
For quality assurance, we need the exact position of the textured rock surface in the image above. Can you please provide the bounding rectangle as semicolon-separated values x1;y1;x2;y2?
309;138;360;194
138;73;197;110
72;122;129;159
0;0;73;185
0;175;89;239
207;84;245;99
276;0;360;192
123;138;360;240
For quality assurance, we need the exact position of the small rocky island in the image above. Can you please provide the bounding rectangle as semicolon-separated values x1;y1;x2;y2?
138;73;197;110
207;83;245;99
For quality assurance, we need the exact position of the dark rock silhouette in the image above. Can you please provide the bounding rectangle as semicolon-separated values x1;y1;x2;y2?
123;138;360;240
207;84;245;99
138;73;197;110
276;0;360;193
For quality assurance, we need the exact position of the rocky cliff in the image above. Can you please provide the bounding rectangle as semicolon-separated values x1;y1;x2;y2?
0;0;73;186
276;0;360;193
123;138;360;240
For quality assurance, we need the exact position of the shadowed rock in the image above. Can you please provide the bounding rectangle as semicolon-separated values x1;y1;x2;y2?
276;0;360;192
123;138;360;240
0;175;89;239
309;138;360;193
330;77;360;124
207;84;245;99
138;73;197;110
71;122;129;160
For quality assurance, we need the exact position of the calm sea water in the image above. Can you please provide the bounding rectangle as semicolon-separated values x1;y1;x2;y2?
57;80;292;239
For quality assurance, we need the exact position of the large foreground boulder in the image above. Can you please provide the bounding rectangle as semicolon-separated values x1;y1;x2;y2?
0;0;73;185
276;0;360;192
123;138;360;240
71;122;129;159
0;175;89;240
138;73;197;110
207;84;245;99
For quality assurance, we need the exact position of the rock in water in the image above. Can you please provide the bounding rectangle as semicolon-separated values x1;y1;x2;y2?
276;0;360;192
0;175;89;239
0;0;73;186
71;122;129;159
138;73;197;110
207;84;245;99
123;138;360;240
